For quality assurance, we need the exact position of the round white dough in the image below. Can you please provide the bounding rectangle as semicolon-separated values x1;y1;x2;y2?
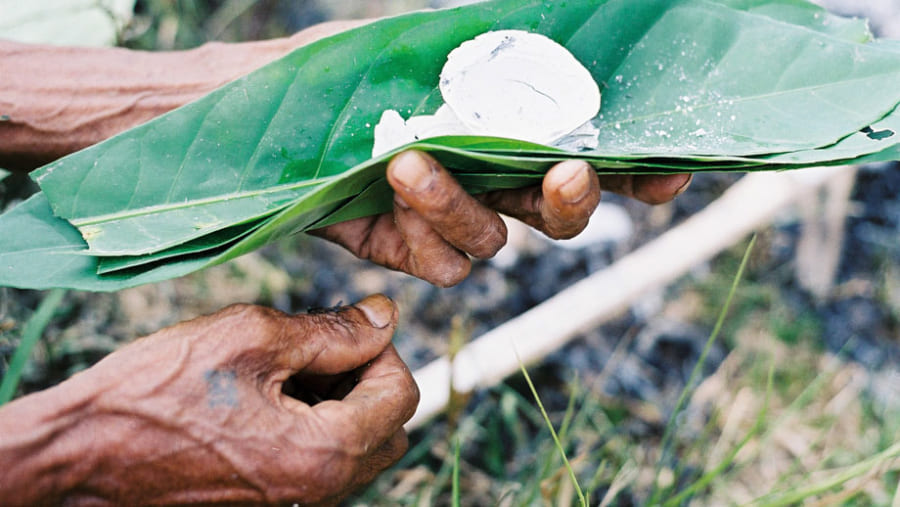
439;30;601;145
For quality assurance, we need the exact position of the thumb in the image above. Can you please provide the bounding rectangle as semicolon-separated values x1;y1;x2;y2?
280;294;399;375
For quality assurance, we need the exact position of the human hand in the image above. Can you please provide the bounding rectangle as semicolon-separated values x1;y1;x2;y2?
0;295;418;506
313;150;691;287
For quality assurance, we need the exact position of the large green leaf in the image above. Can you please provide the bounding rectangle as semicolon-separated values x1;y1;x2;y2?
713;0;871;42
0;144;572;290
764;106;900;165
0;194;208;291
583;2;900;157
32;0;900;257
3;0;900;292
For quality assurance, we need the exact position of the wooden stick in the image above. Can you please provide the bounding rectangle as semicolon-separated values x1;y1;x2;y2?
406;166;852;430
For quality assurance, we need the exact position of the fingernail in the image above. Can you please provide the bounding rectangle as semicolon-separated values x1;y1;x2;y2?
355;295;394;329
556;161;592;204
390;151;434;192
394;194;411;210
674;174;694;197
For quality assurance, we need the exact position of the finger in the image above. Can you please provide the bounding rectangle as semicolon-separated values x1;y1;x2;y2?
276;294;399;376
539;160;603;238
312;345;419;456
392;196;472;287
478;159;601;240
309;214;394;262
352;430;409;488
597;173;692;205
387;150;507;259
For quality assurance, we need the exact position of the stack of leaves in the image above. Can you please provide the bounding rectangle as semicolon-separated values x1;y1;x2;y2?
2;0;900;292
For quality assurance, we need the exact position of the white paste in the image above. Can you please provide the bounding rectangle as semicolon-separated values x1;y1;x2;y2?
372;30;601;157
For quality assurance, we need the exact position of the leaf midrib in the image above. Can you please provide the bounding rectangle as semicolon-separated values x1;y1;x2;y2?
70;176;337;227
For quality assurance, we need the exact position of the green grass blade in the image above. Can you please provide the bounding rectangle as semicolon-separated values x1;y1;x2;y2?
754;440;900;506
649;235;758;504
0;289;66;405
663;358;775;506
558;373;581;442
585;460;609;502
452;437;461;507
518;359;587;507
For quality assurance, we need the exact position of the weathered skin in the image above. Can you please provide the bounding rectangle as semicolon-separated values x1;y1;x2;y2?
0;20;367;171
0;295;418;505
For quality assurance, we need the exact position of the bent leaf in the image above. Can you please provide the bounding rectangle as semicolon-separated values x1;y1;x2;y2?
33;0;900;256
0;194;207;291
2;0;900;291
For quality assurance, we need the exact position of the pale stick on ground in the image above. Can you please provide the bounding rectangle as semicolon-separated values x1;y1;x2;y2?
407;165;856;430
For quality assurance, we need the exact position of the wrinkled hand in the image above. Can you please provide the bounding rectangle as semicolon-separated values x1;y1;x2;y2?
313;150;691;287
52;295;417;505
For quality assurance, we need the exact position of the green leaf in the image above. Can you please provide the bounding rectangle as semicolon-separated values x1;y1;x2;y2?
0;169;9;183
33;0;900;257
765;104;900;165
0;194;207;291
584;1;900;157
95;217;268;274
3;0;900;292
713;0;872;42
0;0;135;47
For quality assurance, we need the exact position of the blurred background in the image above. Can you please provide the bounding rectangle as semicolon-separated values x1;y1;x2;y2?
1;0;899;504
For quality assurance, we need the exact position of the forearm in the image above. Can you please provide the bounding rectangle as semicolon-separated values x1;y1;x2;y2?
0;38;293;172
0;20;367;172
0;379;99;505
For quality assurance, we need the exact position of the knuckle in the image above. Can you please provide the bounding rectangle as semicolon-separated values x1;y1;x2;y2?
528;189;545;217
310;315;358;348
544;220;587;240
215;304;295;354
404;246;471;287
222;303;273;322
333;427;369;459
465;219;507;259
428;259;471;288
400;377;421;422
423;185;464;222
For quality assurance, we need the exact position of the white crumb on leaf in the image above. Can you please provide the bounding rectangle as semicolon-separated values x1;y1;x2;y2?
372;30;601;157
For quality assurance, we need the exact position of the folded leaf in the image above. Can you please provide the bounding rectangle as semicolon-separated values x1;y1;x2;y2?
0;194;208;291
2;0;900;292
31;0;900;257
713;0;871;42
